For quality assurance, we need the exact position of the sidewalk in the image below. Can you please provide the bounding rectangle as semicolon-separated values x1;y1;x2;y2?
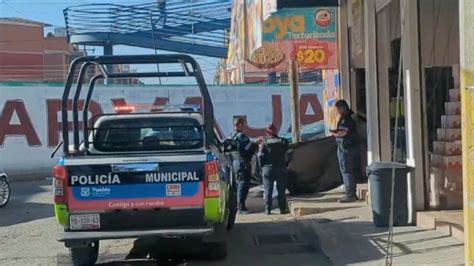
289;190;465;265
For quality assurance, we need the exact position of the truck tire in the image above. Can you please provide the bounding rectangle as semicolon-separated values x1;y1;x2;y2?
205;241;227;260
226;183;237;230
69;241;99;266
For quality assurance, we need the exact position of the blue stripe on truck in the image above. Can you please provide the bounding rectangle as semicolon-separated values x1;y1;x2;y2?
71;182;200;201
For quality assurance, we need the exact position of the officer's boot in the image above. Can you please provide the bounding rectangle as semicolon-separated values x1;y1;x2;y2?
264;205;271;215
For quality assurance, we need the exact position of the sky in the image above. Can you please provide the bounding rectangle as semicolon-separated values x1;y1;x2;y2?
0;0;220;84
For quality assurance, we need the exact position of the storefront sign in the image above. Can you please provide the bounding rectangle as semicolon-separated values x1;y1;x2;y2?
246;7;338;72
262;8;337;42
294;40;334;68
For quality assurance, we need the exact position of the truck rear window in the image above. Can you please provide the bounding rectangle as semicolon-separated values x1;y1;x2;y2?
93;117;203;152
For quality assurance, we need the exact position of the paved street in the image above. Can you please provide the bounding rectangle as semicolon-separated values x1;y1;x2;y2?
0;180;331;266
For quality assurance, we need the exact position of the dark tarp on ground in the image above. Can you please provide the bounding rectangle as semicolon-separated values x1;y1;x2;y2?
249;136;367;195
285;136;343;194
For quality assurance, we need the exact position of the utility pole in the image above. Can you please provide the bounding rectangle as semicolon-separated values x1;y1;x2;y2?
459;1;474;264
103;44;114;85
289;59;301;143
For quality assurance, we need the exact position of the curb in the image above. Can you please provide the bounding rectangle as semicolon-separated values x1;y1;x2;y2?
295;219;333;265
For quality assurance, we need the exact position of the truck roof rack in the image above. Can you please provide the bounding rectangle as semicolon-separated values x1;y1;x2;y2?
61;54;214;156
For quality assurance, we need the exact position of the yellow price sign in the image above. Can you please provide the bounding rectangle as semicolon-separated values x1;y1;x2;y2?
296;48;327;66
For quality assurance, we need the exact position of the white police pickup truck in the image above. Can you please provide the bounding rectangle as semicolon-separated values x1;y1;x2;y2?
51;55;237;265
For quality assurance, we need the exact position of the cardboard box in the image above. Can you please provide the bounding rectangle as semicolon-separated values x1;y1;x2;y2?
445;102;461;115
449;89;461;102
430;155;462;170
433;141;462;156
437;128;462;141
444;156;462;170
441;115;461;129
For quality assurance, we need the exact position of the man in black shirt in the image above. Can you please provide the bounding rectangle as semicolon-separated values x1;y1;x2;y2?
232;118;262;214
258;123;290;215
330;100;360;203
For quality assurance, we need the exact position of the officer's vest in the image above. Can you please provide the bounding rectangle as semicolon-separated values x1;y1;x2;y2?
263;137;289;168
230;132;248;160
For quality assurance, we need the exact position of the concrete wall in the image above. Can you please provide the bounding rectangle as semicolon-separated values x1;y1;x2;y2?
0;84;323;180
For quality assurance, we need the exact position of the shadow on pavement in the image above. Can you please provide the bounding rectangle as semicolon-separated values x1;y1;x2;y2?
0;202;53;227
373;229;465;257
302;219;386;265
95;219;332;266
306;213;465;265
0;179;54;227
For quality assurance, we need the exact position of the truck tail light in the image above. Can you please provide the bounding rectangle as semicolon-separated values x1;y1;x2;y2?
53;165;68;204
204;161;220;198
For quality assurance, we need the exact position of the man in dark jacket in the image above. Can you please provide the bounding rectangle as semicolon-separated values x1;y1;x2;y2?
232;118;262;214
258;123;290;215
330;100;361;203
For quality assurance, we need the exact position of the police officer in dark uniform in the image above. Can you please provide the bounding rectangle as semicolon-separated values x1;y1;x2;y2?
258;123;290;215
330;100;361;203
232;118;262;214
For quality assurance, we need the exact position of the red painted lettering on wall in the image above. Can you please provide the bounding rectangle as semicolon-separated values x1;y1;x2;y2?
1;93;324;149
236;95;283;137
47;99;103;147
0;100;41;146
151;97;169;112
300;94;324;124
184;97;203;110
110;99;133;114
235;94;323;137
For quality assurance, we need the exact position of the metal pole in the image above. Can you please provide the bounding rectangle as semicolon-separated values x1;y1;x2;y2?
150;12;162;85
289;59;301;143
103;44;113;85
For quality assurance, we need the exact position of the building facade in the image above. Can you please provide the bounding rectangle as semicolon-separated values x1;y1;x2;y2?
0;18;76;82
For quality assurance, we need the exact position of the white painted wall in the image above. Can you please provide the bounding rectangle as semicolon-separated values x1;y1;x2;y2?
0;84;323;180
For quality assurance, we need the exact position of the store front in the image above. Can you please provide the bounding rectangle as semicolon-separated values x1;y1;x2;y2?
337;0;462;213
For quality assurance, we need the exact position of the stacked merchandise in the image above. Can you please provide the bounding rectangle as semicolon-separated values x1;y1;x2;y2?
430;88;462;209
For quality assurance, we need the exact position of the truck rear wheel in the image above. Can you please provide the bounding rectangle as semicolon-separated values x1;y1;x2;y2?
69;241;99;266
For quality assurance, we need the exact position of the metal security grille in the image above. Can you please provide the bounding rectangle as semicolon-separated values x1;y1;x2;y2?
63;0;231;58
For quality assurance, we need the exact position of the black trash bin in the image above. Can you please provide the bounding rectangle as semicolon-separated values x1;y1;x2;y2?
367;162;413;227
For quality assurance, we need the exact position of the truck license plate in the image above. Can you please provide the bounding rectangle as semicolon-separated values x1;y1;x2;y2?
69;214;100;230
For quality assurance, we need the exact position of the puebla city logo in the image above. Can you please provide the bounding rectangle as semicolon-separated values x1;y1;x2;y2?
80;187;91;197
